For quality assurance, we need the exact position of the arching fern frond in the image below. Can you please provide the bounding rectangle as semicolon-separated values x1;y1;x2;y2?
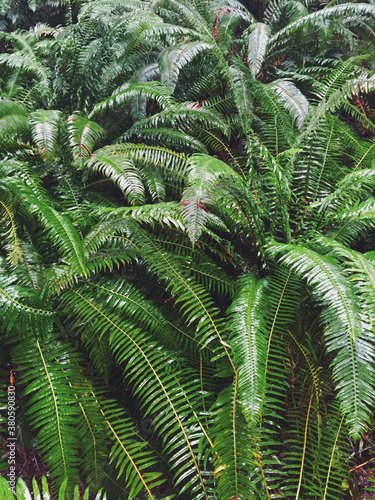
89;81;175;119
246;22;270;78
159;42;214;91
268;79;309;131
266;240;375;438
67;114;107;164
87;151;145;205
29;109;62;163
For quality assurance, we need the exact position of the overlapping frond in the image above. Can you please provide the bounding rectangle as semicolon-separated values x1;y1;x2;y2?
67;114;107;163
29;109;61;163
247;22;270;77
267;240;375;438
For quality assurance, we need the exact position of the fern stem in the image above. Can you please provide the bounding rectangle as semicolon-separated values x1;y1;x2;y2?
36;340;68;478
322;415;345;500
295;388;314;500
99;408;156;499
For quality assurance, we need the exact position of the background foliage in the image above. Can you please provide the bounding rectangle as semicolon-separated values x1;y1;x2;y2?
2;0;375;498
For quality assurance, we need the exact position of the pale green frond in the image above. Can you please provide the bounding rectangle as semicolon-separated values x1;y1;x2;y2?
87;151;145;205
267;240;375;438
247;22;270;77
159;42;214;91
29;109;61;163
268;79;309;130
67;114;107;163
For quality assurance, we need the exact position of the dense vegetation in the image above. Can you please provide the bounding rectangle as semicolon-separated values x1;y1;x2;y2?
2;0;375;498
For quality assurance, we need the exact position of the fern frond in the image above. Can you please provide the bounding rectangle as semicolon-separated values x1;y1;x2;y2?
12;336;82;492
181;153;243;245
269;3;375;49
67;114;107;163
247;22;270;77
160;42;214;91
268;79;309;130
149;0;212;38
0;98;30;147
267;240;375;438
212;384;258;500
63;285;210;499
29;109;61;163
89;81;175;119
228;274;268;428
327;199;375;246
87;151;145;205
123;127;208;154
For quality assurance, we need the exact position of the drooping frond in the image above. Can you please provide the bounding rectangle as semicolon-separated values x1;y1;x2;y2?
268;80;309;131
0;257;55;337
11;336;82;492
149;0;212;38
124;127;209;154
317;164;375;215
228;273;268;428
326;199;375;246
63;284;210;499
159;42;214;91
0;30;53;99
99;401;167;498
247;22;270;77
16;187;89;278
67;114;107;163
266;240;375;438
87;150;145;205
29;109;61;163
181;153;243;245
0;98;30;149
269;3;375;50
89;81;175;119
212;384;258;500
0;190;25;265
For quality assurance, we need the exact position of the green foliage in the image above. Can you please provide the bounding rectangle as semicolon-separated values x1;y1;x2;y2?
2;0;375;498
